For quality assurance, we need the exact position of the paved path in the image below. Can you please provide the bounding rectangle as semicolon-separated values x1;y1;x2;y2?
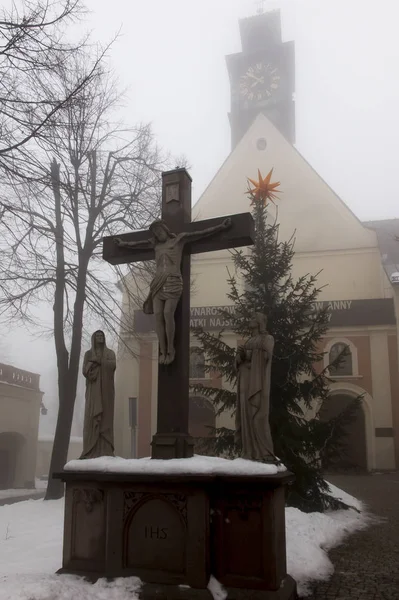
0;490;45;506
305;471;399;600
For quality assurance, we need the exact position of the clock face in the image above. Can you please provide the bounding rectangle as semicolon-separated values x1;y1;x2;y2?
239;62;280;103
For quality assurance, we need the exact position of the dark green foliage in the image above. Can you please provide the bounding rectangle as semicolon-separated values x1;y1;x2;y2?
192;202;361;513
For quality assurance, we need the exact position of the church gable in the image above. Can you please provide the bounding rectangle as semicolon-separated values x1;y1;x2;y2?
194;113;377;253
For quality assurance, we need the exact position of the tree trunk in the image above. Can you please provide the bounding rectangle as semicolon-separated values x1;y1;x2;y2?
45;266;89;499
45;157;93;499
45;159;69;499
45;274;88;498
45;382;76;499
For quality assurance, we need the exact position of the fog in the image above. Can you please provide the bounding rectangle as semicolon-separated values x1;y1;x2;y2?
1;0;399;434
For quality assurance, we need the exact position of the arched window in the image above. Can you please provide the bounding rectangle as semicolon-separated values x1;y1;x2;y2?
329;342;353;376
189;347;205;379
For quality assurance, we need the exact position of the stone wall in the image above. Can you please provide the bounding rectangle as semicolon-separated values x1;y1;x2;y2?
36;437;83;479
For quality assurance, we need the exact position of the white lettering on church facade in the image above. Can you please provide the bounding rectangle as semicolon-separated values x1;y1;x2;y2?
190;318;207;328
190;305;235;318
209;318;232;328
137;299;392;334
313;300;353;312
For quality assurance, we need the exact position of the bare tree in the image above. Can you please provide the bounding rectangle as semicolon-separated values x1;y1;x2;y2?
0;0;102;171
0;59;164;499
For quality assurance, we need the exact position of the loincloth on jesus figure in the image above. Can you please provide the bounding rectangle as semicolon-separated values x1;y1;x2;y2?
143;272;183;315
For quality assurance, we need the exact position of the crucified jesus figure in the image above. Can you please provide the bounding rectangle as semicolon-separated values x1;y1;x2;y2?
115;217;231;365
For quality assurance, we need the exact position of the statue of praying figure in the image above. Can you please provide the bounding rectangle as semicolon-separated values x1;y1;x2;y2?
235;312;276;463
115;217;231;365
80;330;116;459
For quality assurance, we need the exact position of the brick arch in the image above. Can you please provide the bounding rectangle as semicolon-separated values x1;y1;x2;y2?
320;382;375;471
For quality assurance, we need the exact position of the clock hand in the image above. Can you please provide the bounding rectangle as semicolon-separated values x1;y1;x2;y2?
247;73;264;84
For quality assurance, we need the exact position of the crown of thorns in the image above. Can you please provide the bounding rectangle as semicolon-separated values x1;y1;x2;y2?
149;220;168;232
149;220;175;237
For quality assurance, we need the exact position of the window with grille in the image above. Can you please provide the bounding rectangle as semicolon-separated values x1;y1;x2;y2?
329;343;353;376
129;397;138;428
189;347;206;379
129;397;138;458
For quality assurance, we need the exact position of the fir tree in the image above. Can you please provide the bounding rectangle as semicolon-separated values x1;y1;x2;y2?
192;179;361;513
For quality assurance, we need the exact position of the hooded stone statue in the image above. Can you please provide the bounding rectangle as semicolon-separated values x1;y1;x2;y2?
80;330;116;459
235;313;275;463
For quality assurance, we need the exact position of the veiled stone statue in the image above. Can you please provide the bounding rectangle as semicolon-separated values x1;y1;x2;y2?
80;330;116;459
235;313;276;463
115;217;231;365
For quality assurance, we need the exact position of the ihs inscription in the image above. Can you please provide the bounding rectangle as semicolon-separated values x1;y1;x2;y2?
144;525;168;540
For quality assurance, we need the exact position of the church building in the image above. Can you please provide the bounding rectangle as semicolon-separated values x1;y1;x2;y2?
114;10;399;472
0;362;44;489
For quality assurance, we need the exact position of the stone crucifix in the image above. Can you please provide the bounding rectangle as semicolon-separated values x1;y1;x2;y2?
103;168;254;459
114;216;232;366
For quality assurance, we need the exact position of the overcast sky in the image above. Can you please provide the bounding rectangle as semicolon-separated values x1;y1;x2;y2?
3;0;399;430
83;0;399;220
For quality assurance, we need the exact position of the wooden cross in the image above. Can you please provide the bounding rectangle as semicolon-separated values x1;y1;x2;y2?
103;168;254;459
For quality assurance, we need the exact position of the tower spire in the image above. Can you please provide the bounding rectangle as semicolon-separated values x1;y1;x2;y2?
254;0;281;15
255;0;266;14
226;4;295;148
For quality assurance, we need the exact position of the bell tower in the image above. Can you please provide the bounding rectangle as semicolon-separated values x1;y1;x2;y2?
226;10;295;148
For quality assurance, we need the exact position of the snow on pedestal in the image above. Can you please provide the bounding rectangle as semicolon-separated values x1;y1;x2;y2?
64;454;286;476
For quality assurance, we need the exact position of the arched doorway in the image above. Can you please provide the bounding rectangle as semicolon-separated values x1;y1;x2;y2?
189;396;216;453
319;393;368;472
0;432;25;489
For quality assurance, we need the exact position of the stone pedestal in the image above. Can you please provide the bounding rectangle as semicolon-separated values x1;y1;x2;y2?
55;469;296;599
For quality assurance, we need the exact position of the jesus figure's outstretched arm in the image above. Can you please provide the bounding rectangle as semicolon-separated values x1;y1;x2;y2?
178;217;232;242
114;237;152;249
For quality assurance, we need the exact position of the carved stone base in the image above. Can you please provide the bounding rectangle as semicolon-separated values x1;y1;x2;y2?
54;469;296;596
151;432;195;459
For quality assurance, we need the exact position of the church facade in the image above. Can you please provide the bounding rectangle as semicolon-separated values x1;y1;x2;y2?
114;11;399;472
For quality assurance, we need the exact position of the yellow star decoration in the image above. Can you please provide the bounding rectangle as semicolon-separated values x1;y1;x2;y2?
246;168;281;206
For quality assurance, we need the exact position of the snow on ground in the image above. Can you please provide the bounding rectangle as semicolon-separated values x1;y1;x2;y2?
0;479;371;599
35;478;48;491
0;479;48;502
0;574;142;600
325;480;363;511
0;489;42;501
0;499;63;576
286;482;371;596
65;455;286;476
